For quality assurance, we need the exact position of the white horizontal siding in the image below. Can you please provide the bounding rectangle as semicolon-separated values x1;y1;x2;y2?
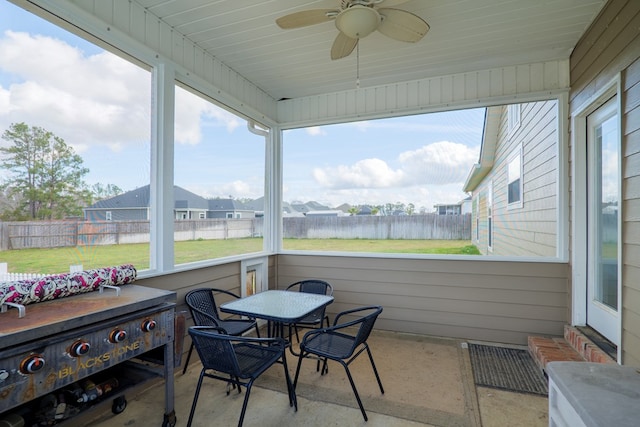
277;60;570;128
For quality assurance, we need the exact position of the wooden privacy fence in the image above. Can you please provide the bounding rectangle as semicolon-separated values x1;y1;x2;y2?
283;213;471;240
0;214;470;250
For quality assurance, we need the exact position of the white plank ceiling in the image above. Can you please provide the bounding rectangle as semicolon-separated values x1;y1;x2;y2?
113;0;605;101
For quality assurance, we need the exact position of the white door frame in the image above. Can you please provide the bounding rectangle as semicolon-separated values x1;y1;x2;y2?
571;74;622;361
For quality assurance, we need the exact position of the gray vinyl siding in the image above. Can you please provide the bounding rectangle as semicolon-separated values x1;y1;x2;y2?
275;254;568;345
569;0;640;365
472;100;558;257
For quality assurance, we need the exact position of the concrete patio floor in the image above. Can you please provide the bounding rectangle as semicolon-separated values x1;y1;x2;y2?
89;330;549;427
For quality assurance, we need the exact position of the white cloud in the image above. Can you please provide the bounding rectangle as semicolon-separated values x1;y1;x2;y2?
185;180;262;200
174;86;242;145
313;158;404;188
0;85;9;116
312;141;477;189
398;140;478;185
306;126;326;136
0;31;150;150
0;31;242;152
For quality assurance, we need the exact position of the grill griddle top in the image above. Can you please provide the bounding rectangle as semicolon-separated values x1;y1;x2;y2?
0;285;176;347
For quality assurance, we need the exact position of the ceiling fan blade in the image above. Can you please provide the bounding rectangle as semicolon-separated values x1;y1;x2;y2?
377;8;429;42
276;9;337;29
378;0;411;7
330;32;358;60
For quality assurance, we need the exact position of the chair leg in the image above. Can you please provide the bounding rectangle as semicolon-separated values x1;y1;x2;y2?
365;345;384;394
237;381;254;427
186;369;206;427
293;348;307;389
341;362;369;422
281;352;298;410
182;342;194;375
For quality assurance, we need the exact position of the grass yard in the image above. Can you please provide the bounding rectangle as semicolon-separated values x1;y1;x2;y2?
0;238;478;274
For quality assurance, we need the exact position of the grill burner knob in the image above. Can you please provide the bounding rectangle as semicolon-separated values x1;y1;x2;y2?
20;354;45;374
0;369;8;381
69;340;91;357
108;328;127;343
141;319;157;332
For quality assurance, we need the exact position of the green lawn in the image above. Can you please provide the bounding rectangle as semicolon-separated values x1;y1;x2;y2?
0;238;478;273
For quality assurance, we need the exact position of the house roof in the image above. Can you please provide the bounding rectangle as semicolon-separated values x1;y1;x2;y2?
207;198;250;211
86;185;209;210
462;106;502;192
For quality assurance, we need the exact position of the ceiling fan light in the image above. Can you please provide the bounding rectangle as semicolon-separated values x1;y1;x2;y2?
335;5;381;39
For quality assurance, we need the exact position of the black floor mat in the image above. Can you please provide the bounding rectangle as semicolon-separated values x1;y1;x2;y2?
468;344;548;396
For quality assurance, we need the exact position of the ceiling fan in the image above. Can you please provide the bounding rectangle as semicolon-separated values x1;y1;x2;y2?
276;0;430;60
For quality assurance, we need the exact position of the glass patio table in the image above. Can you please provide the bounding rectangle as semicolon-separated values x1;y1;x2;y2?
219;290;334;352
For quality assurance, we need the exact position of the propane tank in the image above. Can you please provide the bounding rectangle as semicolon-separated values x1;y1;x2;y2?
96;378;119;395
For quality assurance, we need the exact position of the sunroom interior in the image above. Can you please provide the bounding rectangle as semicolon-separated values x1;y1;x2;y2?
4;0;640;403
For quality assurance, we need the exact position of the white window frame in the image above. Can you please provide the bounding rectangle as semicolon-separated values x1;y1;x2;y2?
199;212;205;219
508;103;521;136
487;181;493;252
507;145;523;209
473;196;480;243
105;211;112;221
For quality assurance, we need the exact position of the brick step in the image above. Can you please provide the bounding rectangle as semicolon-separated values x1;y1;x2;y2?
528;325;616;374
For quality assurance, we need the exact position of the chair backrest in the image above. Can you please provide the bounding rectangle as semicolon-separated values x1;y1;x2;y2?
286;279;333;296
337;306;383;351
185;288;239;327
353;306;382;348
188;326;241;375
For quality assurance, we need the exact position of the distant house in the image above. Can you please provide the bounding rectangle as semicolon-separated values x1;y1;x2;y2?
356;205;375;215
207;198;254;219
83;185;254;221
463;100;558;256
434;197;471;215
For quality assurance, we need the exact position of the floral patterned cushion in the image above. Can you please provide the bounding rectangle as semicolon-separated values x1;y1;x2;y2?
0;264;136;307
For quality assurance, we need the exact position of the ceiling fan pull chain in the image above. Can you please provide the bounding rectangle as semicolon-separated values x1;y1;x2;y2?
356;42;360;89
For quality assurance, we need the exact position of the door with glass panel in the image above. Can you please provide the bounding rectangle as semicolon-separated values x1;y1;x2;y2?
586;97;619;345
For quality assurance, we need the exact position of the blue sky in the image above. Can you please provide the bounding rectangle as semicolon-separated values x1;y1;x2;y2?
0;1;485;212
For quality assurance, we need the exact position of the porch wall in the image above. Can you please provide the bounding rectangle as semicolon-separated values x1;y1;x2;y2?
135;256;278;365
136;254;567;365
569;0;640;365
276;254;569;345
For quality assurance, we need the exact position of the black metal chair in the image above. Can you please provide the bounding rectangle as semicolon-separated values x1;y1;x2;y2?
186;326;296;427
293;305;384;422
285;279;333;343
183;288;260;374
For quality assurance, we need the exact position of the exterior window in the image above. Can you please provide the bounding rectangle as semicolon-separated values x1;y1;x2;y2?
507;147;523;208
199;212;205;219
473;197;479;242
487;182;493;251
508;104;521;135
105;211;112;221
